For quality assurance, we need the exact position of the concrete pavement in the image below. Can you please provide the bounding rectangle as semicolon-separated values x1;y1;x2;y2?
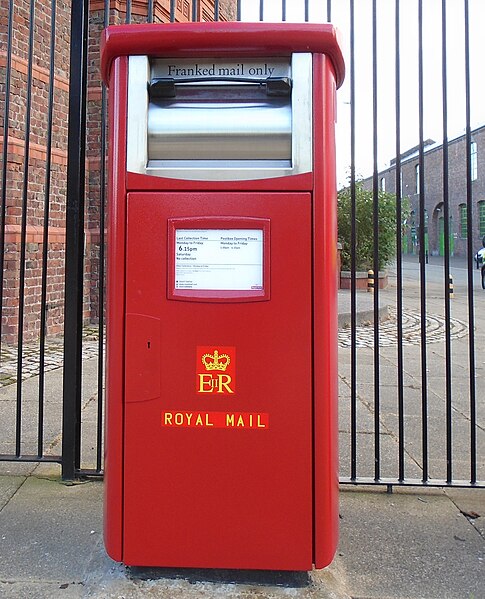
0;466;483;598
0;261;484;598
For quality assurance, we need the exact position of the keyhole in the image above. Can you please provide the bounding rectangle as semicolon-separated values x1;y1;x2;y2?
147;341;151;349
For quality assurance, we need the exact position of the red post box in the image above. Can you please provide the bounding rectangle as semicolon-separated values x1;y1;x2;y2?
101;22;345;571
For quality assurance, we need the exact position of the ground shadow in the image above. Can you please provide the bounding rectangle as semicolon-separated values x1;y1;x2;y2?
127;566;311;587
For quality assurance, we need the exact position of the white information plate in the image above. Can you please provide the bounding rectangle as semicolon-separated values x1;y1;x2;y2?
175;229;263;291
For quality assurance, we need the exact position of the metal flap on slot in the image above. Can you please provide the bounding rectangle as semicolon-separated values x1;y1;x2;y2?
148;77;292;99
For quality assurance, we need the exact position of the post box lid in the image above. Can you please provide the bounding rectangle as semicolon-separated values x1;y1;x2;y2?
100;21;345;89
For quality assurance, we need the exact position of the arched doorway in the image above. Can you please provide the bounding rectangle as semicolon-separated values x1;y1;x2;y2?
437;210;454;257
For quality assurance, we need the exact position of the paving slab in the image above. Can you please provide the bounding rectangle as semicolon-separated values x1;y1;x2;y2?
0;462;37;477
0;475;25;509
337;488;485;599
0;357;99;464
0;477;103;583
338;394;377;434
0;581;86;599
338;431;423;482
444;488;485;538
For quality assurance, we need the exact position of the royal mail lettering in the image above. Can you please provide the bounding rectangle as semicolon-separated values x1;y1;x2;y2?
162;411;269;430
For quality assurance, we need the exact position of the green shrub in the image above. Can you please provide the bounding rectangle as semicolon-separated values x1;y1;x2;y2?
338;182;408;271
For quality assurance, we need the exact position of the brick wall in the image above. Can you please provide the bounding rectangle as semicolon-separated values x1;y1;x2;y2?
0;0;71;343
0;0;235;344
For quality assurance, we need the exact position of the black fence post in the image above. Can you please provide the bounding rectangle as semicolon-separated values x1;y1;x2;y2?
61;0;89;480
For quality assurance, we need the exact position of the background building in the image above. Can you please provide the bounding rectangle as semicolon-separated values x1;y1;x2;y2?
363;125;485;259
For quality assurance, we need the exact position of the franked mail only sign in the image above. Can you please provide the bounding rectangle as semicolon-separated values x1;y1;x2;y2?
153;58;290;80
175;229;263;291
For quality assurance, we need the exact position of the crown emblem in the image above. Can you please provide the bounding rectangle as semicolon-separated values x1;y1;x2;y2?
202;350;230;372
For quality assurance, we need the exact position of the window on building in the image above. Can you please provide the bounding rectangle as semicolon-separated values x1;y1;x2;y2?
479;201;485;237
415;164;420;194
380;177;386;192
459;204;467;238
471;141;478;181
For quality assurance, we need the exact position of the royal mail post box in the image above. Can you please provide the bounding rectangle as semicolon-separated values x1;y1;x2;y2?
101;22;345;571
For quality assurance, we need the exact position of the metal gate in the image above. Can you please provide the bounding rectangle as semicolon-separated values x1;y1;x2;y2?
0;0;483;488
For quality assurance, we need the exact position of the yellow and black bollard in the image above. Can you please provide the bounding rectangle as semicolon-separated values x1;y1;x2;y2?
367;269;374;293
449;274;454;299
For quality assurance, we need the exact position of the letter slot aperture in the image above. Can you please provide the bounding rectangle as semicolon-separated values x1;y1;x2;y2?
147;70;292;161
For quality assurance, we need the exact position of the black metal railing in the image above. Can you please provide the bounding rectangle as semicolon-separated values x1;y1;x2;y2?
339;0;483;489
0;0;64;467
0;0;483;489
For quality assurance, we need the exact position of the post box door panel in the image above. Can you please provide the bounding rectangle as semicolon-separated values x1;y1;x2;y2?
123;192;313;570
